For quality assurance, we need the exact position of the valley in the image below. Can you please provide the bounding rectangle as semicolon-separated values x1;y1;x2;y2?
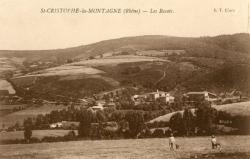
0;33;250;145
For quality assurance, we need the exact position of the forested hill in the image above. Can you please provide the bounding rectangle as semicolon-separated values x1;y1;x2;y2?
0;33;249;63
1;33;249;99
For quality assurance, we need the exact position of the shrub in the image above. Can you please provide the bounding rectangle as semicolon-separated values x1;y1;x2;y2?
169;112;185;135
125;111;144;138
152;129;165;138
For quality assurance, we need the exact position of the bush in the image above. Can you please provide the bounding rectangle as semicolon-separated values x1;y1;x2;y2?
152;129;165;138
78;110;93;137
169;112;185;135
23;118;33;142
125;111;145;138
64;130;77;140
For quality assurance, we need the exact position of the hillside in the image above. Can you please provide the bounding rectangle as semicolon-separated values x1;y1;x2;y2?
148;101;250;124
0;33;249;62
0;33;249;99
0;104;69;127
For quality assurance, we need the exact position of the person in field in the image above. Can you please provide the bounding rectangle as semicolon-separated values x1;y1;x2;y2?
211;135;221;150
169;133;176;150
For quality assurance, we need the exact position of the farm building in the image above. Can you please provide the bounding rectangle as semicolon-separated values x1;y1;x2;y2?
49;122;63;129
88;103;104;112
49;121;79;129
183;91;219;104
132;90;174;104
145;90;172;101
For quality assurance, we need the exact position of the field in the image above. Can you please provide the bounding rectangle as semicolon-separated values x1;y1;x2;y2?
0;57;22;75
0;104;28;116
15;65;104;78
0;135;249;159
148;101;250;123
213;101;250;116
0;80;15;94
0;130;77;141
0;104;69;127
73;55;167;67
13;55;165;78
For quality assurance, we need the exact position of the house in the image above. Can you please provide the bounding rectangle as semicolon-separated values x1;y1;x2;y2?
87;103;104;112
145;90;169;101
49;121;79;129
132;90;175;104
183;91;219;104
159;94;175;104
77;97;95;106
49;122;63;129
132;94;147;105
220;90;245;103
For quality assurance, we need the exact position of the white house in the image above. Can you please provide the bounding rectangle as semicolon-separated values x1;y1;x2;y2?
49;122;63;129
145;90;169;100
159;94;175;104
132;90;175;104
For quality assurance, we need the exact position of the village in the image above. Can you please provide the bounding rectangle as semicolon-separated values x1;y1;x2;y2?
0;83;247;135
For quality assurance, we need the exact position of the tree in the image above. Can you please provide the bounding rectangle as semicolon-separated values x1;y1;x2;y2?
195;102;217;135
125;111;144;138
169;112;185;135
78;110;93;137
183;109;196;136
95;110;107;123
23;118;33;143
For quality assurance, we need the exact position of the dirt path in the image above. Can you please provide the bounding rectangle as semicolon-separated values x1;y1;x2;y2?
154;70;166;85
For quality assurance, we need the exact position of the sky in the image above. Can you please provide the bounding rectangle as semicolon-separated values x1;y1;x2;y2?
0;0;249;50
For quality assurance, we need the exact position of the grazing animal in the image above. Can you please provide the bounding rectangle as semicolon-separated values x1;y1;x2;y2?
215;143;222;150
176;144;180;149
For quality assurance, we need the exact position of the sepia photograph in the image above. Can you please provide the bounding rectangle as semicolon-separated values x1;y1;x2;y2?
0;0;250;158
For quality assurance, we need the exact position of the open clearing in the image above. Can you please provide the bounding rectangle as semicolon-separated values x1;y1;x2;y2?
0;135;249;159
213;101;250;116
72;55;167;67
12;55;165;78
0;104;69;127
14;65;104;78
0;80;15;94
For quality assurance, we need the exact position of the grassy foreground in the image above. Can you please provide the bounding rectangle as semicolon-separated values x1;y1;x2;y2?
0;135;249;159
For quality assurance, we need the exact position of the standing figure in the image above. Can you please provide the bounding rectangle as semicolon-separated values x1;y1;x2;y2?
211;135;222;150
169;133;176;150
211;135;217;149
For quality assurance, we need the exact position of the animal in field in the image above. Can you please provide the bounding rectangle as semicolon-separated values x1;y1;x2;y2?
176;144;180;149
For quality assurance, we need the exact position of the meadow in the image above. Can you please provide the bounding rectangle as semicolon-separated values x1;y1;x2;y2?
72;55;166;66
0;135;249;159
0;130;77;141
0;104;69;128
148;101;250;123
